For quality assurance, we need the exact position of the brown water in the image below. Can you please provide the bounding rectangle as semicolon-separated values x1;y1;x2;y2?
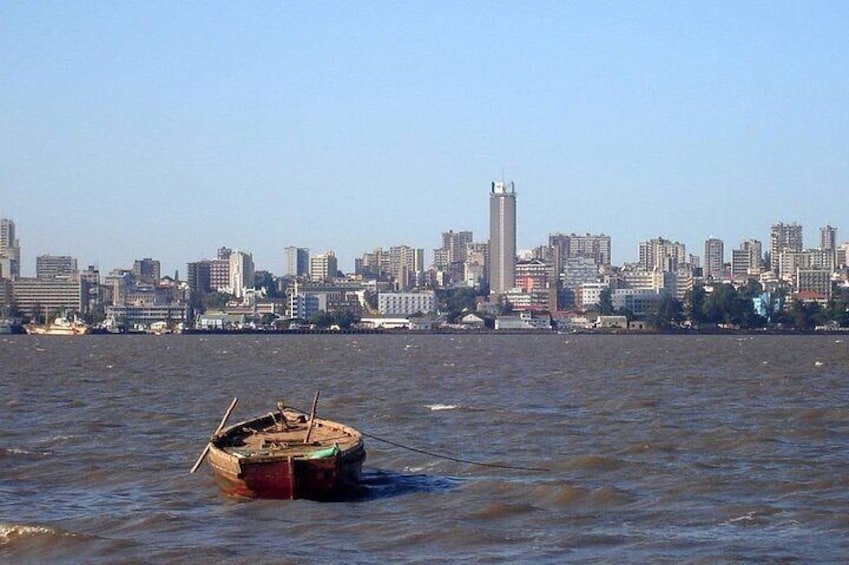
1;334;848;563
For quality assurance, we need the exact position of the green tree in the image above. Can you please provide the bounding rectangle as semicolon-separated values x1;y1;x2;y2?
789;300;824;330
335;310;357;329
684;286;708;325
309;310;334;329
648;293;684;330
597;288;614;315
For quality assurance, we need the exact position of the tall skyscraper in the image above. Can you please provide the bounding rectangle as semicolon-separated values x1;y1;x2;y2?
704;238;725;280
284;247;310;278
488;180;516;295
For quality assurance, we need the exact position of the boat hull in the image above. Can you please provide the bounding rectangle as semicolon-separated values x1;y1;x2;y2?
208;444;366;500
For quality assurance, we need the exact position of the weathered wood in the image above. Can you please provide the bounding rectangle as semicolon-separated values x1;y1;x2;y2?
190;397;238;474
303;391;321;444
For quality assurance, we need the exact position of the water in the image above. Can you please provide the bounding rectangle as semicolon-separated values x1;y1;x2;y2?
1;334;848;563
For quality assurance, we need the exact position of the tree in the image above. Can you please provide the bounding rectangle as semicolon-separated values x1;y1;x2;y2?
684;286;708;325
597;288;615;315
648;293;684;330
309;310;334;329
789;300;824;330
335;310;357;329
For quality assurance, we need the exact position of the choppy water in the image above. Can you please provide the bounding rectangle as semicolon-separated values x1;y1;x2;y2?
1;333;848;564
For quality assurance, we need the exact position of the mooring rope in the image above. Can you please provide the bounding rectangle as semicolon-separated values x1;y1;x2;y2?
287;403;549;473
360;430;550;473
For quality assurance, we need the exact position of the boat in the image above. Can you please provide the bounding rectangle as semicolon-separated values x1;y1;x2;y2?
26;314;89;336
0;318;23;334
195;395;366;500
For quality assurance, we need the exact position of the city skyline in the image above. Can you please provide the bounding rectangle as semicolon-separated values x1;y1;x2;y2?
2;4;847;277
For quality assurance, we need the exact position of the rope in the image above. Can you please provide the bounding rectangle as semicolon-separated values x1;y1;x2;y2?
360;430;550;473
287;403;549;473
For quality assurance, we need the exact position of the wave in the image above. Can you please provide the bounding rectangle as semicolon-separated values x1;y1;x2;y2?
0;522;67;546
426;404;458;411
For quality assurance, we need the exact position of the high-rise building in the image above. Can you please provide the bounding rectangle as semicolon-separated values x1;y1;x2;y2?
389;245;424;290
769;222;803;275
638;238;686;272
36;255;78;279
488;180;517;295
229;251;255;298
0;218;20;279
186;261;212;294
284;247;310;278
310;251;338;283
731;239;763;280
820;225;837;251
704;238;725;280
549;233;612;267
133;258;161;284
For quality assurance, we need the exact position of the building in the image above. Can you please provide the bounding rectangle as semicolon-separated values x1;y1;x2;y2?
820;225;837;251
36;255;78;279
796;269;832;301
310;251;338;283
377;290;436;316
638;238;686;272
511;258;552;311
549;233;612;268
186;260;212;294
731;239;763;280
209;259;230;292
0;218;20;279
284;247;310;278
769;222;803;275
229;251;255;298
704;238;725;280
389;245;425;290
132;258;161;284
464;242;488;289
488;180;517;295
12;276;87;320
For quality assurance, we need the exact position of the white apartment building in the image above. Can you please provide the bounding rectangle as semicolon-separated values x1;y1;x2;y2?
378;290;436;316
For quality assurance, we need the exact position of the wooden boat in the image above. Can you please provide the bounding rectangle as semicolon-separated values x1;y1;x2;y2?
200;396;366;500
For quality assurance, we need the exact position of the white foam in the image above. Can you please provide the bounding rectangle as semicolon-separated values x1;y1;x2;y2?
427;404;458;411
0;523;59;545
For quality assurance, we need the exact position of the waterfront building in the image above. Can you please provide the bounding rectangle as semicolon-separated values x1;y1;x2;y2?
769;222;803;276
638;238;686;272
377;290;436;316
284;247;310;278
488;180;517;295
310;251;338;283
36;255;77;280
132;258;161;284
12;276;86;320
704;238;725;281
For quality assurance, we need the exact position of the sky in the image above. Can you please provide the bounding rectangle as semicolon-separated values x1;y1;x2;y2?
2;2;848;277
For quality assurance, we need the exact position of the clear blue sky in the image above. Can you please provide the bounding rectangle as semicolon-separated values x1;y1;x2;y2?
2;2;847;277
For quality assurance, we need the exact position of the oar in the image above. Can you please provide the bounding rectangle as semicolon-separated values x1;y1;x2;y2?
190;397;238;474
303;390;320;444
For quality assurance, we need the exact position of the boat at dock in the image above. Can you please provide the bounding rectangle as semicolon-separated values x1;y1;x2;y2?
26;314;89;336
194;395;366;500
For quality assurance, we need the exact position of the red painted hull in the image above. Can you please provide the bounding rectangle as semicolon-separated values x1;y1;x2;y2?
209;445;366;500
206;409;366;500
